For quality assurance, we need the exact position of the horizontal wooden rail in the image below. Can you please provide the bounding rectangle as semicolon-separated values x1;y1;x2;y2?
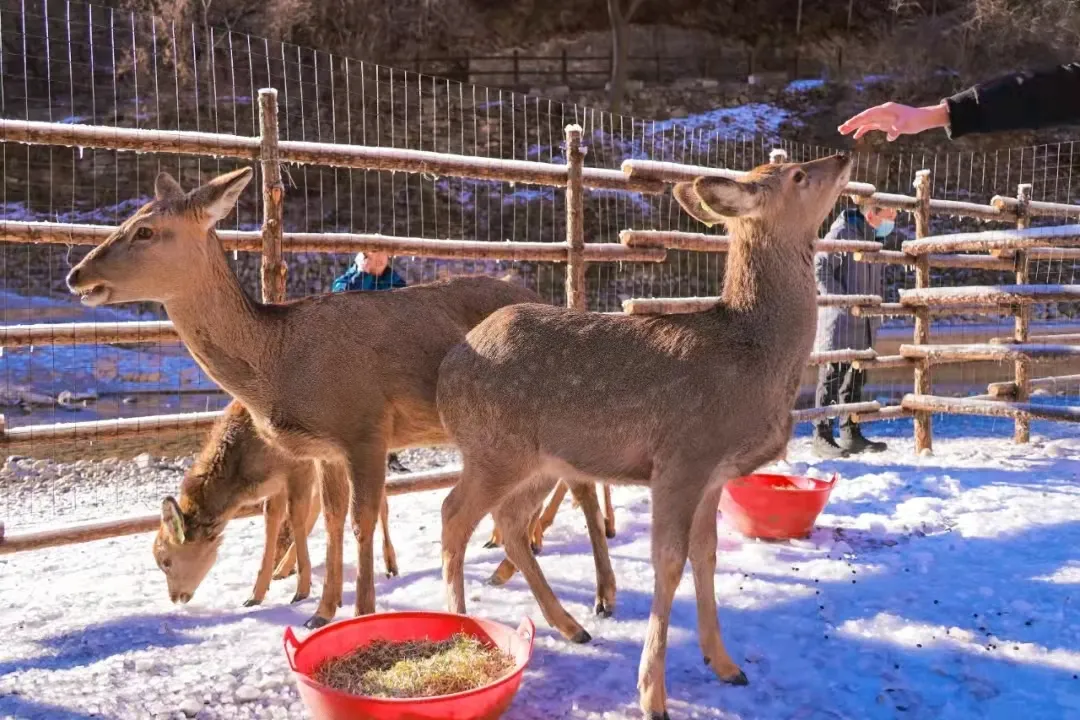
852;405;913;423
619;159;877;197
863;192;1016;222
808;349;878;364
1027;247;1080;261
852;303;1010;318
853;250;1014;271
0;118;665;194
791;401;881;423
899;343;1080;365
990;333;1080;345
902;225;1080;255
621;294;881;315
1;411;226;447
0;467;462;554
987;374;1080;399
0;221;667;262
852;354;911;370
1;321;179;348
619;230;882;254
901;394;1080;422
899;285;1080;307
992;195;1080;219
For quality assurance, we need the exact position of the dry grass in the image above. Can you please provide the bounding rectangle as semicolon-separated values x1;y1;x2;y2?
313;633;516;699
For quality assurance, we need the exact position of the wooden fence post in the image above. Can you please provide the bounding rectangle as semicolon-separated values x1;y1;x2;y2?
1013;182;1033;443
258;88;287;305
561;49;569;85
259;88;291;565
565;124;586;311
913;169;934;452
513;50;520;86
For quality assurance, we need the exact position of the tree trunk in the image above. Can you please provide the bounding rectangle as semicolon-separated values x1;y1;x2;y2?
609;15;630;113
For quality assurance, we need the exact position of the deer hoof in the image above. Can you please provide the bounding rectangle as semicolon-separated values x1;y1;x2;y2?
570;628;592;644
290;592;309;605
594;600;613;618
304;615;330;630
385;563;399;578
644;712;670;720
530;543;542;556
723;669;749;686
482;539;499;549
605;527;616;539
242;596;262;608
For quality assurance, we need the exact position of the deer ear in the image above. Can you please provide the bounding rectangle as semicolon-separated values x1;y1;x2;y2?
672;182;724;227
187;167;254;229
161;496;187;545
692;176;762;219
155;172;185;203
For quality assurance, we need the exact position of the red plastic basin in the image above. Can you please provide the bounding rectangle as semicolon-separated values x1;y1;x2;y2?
719;473;837;540
284;612;535;720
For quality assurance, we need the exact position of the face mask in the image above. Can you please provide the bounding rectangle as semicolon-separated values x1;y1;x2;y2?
874;219;895;238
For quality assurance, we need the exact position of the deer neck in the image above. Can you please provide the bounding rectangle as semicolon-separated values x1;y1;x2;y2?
162;235;277;402
720;225;817;342
177;469;243;539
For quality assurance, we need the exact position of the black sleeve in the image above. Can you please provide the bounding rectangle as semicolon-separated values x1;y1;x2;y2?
944;63;1080;139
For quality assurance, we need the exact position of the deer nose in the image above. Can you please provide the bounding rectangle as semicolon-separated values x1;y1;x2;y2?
66;267;81;290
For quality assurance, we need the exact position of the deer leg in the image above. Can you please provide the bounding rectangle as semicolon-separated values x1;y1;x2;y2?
487;493;546;587
306;461;348;629
347;446;387;618
493;479;591;644
244;492;287;607
602;483;616;539
531;480;569;553
380;493;398;578
638;476;699;720
567;482;617;618
441;461;511;615
483;524;503;550
286;478;316;604
689;482;747;686
274;469;322;580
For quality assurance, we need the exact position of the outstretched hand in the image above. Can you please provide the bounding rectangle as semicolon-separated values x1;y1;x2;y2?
838;101;950;141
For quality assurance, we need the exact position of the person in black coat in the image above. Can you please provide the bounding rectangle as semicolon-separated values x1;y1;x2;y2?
838;63;1080;141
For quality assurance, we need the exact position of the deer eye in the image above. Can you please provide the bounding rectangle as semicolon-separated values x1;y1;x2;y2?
792;170;807;184
161;558;172;571
134;226;154;241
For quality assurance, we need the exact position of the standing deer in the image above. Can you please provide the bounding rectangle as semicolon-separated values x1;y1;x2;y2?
66;166;616;628
435;154;852;718
152;399;397;608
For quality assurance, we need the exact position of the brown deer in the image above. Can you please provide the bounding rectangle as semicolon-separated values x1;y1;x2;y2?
152;399;397;607
66;166;616;628
435;154;852;718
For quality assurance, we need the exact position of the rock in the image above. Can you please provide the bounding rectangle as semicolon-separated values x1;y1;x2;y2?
697;78;720;89
179;698;203;717
235;685;261;703
135;453;154;470
134;657;154;673
670;107;688;118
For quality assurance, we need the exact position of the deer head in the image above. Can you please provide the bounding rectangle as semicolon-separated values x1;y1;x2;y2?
66;167;253;306
672;153;852;240
152;496;222;604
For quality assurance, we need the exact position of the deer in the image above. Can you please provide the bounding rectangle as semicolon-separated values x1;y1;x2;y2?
434;153;852;718
152;399;397;608
66;166;616;629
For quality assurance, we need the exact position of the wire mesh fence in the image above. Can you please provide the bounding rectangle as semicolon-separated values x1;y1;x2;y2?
1;0;1078;532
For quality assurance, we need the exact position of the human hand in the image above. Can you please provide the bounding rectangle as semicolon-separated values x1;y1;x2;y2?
838;102;950;141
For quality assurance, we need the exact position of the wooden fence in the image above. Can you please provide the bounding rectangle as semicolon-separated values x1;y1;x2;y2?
1;87;1079;551
386;48;840;89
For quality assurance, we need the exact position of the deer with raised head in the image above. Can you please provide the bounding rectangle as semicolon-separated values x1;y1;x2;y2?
152;399;397;607
435;154;852;718
66;166;616;628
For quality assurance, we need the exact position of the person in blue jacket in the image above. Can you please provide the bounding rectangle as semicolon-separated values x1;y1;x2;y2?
331;250;409;473
332;250;407;292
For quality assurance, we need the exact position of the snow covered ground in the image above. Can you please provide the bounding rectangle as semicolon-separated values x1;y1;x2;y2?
3;432;1080;720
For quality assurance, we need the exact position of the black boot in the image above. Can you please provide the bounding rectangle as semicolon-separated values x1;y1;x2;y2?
387;453;410;474
839;424;887;454
813;422;849;459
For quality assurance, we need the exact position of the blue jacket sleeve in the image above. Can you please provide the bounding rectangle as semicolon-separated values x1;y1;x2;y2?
331;269;355;293
390;271;407;289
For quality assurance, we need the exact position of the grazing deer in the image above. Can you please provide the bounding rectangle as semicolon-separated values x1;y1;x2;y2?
66;166;615;628
435;154;852;718
152;400;397;607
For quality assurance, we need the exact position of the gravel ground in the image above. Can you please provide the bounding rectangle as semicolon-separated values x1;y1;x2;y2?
0;447;461;533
